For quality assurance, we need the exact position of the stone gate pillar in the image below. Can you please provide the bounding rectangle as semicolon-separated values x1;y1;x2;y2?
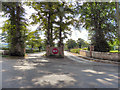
90;45;94;58
60;44;64;57
46;45;50;56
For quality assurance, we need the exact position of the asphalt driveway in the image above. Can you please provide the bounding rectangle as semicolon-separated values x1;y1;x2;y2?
1;51;119;88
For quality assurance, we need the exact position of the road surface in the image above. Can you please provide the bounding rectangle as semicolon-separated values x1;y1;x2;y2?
1;51;119;88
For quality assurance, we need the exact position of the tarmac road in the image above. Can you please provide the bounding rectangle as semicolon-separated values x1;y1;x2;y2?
1;51;119;88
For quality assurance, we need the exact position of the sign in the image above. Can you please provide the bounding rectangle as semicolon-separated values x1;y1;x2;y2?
52;48;58;54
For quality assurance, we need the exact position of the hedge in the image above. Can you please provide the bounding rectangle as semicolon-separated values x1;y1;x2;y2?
70;48;88;54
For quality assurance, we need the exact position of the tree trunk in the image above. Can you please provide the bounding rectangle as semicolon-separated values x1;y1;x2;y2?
47;11;50;46
50;22;53;46
31;44;34;52
10;2;25;56
58;16;62;47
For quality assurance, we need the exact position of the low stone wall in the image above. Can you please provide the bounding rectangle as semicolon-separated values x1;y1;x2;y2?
79;50;119;61
79;50;91;57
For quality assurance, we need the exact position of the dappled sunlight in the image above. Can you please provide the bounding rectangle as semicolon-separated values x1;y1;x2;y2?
25;56;39;59
104;78;114;81
20;86;33;88
2;69;7;72
14;76;23;80
13;57;50;71
86;74;93;76
13;61;38;71
13;65;35;71
5;76;23;82
32;74;76;87
23;61;38;66
37;70;52;74
81;69;118;87
25;52;46;59
108;74;118;79
26;52;46;58
82;69;106;74
32;59;49;63
96;79;113;85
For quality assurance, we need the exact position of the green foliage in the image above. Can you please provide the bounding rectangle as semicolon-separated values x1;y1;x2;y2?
108;38;119;50
75;2;116;52
110;50;118;53
83;48;88;50
70;48;81;53
66;39;77;50
76;38;89;48
1;47;9;50
26;49;40;53
28;2;74;47
70;48;88;54
26;30;44;52
2;2;28;56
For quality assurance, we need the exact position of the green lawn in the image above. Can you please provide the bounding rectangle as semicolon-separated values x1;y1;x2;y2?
110;50;118;53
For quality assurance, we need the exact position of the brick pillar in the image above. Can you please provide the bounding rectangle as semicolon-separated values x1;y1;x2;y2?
90;45;94;58
59;45;64;57
46;45;50;56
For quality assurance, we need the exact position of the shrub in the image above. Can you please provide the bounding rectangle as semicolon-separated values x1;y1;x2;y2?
1;47;9;50
70;48;81;54
70;48;88;54
83;48;88;50
26;49;40;53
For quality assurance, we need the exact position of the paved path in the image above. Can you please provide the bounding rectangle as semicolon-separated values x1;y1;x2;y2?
1;51;119;88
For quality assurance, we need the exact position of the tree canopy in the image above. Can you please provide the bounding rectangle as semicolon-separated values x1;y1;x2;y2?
74;2;117;52
1;1;119;56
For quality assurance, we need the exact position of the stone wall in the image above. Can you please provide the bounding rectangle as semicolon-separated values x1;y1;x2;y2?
79;50;119;61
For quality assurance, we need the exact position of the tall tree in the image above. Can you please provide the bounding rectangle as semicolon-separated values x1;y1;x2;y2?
2;2;28;56
77;38;89;48
28;2;74;47
55;2;74;47
26;30;42;52
75;2;116;52
66;39;77;51
28;2;59;47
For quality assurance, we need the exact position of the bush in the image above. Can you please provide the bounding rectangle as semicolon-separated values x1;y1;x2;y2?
70;48;88;54
83;48;88;50
1;47;9;50
70;48;81;54
26;49;40;53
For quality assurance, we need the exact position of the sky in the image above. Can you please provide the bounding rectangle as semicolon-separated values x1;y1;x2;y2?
0;3;89;44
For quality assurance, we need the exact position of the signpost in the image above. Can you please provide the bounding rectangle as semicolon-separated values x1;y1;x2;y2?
52;48;58;54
